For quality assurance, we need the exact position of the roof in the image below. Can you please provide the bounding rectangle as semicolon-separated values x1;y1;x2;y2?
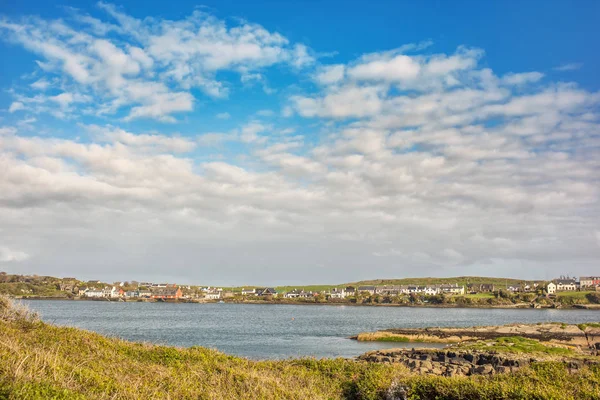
358;286;376;290
151;287;180;296
256;287;277;294
554;279;576;285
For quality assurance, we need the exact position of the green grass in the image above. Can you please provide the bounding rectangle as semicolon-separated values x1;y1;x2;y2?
463;293;496;299
274;285;339;293
346;276;531;288
2;296;600;399
461;336;576;356
374;336;410;343
577;322;600;331
556;291;593;299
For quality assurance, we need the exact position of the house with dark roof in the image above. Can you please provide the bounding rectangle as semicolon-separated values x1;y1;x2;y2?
357;286;376;295
150;287;182;299
255;288;277;296
554;279;577;292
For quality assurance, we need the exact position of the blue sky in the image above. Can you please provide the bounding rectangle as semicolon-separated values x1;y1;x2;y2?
0;1;599;284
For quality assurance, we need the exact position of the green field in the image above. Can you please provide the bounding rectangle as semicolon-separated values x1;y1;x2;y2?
556;291;594;299
346;276;532;288
463;293;496;299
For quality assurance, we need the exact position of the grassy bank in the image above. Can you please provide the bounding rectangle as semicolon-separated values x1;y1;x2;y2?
1;296;600;399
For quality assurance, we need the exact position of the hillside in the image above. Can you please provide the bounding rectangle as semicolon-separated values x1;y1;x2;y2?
346;276;536;288
2;296;600;399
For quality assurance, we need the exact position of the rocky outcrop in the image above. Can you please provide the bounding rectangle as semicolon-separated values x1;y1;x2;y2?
354;323;596;348
358;348;599;377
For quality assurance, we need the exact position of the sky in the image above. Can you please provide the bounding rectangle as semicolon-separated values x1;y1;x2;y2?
0;1;599;285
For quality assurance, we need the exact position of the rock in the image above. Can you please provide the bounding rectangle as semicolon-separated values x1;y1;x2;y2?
421;361;433;370
496;366;511;374
384;382;409;400
449;357;469;365
473;365;495;375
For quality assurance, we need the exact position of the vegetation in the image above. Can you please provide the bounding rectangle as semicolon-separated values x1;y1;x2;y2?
1;296;600;399
374;336;411;343
459;336;576;356
578;322;600;331
273;285;338;294
346;276;530;288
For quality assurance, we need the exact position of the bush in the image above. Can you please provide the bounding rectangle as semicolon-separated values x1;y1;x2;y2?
0;295;40;327
586;292;600;304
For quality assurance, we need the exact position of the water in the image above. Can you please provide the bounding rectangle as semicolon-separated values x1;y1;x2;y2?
23;300;600;360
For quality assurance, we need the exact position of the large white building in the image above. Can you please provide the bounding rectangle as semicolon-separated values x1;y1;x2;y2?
83;288;104;298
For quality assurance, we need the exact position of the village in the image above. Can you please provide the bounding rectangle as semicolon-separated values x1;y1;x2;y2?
69;276;596;302
2;272;597;306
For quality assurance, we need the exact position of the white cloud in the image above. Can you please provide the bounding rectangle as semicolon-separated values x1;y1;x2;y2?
501;72;544;86
292;85;385;118
30;79;51;90
554;63;583;71
8;102;25;113
348;54;420;82
290;44;315;68
315;64;345;85
87;125;196;152
216;112;231;120
0;5;314;121
0;247;30;263
0;127;18;135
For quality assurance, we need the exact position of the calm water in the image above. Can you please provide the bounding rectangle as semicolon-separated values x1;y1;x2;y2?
23;301;600;360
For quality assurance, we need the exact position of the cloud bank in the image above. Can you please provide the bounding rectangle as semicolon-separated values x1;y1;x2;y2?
0;4;598;284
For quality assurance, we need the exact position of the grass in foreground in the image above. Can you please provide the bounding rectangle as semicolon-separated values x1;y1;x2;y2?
1;296;600;399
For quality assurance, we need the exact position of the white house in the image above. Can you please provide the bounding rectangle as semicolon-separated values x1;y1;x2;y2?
546;282;557;295
205;291;221;300
555;279;577;292
357;286;376;295
241;288;256;296
285;289;302;298
437;284;465;295
423;286;439;296
328;288;346;298
84;288;104;298
102;286;119;298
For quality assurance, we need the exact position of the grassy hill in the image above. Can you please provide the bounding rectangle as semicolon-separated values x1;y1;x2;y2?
1;296;600;399
346;276;537;288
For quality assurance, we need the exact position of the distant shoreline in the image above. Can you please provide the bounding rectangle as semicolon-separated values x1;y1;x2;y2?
17;296;600;310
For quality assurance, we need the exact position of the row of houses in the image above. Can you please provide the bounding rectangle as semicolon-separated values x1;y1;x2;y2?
546;278;579;294
282;284;466;299
542;277;600;295
81;286;183;299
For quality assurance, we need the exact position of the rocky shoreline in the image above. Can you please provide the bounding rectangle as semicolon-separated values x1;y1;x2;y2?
353;322;600;347
16;296;600;309
358;348;600;377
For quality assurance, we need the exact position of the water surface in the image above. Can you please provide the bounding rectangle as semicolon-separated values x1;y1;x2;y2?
24;301;600;359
